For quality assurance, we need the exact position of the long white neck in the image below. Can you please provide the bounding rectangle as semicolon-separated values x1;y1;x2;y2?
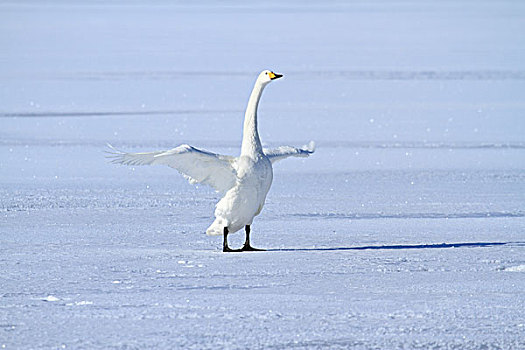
240;79;266;157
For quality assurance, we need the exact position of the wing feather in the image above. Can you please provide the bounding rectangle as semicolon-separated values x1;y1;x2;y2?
106;144;237;193
263;141;315;164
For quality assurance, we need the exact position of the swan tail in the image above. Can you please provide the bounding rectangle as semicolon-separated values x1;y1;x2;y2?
206;218;226;236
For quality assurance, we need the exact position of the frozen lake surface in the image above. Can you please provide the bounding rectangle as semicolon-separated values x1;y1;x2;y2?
1;1;525;349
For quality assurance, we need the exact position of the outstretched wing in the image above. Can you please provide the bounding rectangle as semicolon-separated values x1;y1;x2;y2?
263;141;316;164
106;144;237;193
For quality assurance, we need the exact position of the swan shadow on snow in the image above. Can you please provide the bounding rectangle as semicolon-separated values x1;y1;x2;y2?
267;241;524;252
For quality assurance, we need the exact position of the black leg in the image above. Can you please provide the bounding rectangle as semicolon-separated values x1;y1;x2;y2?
223;227;241;252
242;225;265;251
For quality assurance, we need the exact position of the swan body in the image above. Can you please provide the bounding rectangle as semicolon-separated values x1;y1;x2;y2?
208;152;273;235
107;70;315;250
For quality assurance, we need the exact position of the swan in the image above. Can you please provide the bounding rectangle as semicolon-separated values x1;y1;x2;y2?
107;70;315;252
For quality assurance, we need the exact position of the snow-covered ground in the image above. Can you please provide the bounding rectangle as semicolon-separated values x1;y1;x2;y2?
1;1;525;349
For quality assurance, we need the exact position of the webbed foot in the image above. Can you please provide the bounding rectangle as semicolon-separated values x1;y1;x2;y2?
223;246;243;253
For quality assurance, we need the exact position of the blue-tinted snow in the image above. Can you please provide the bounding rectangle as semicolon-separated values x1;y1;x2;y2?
1;1;524;349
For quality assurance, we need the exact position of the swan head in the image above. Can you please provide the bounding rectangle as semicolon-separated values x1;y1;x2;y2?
258;70;283;85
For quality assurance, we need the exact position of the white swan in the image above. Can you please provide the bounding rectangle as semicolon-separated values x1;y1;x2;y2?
107;70;315;252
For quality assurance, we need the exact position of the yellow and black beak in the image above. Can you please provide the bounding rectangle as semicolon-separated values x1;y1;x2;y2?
269;72;283;80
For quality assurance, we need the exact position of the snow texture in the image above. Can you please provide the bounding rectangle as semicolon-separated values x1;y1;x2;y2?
1;1;525;349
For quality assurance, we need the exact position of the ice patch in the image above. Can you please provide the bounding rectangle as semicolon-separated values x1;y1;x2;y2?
66;301;93;306
503;265;525;272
